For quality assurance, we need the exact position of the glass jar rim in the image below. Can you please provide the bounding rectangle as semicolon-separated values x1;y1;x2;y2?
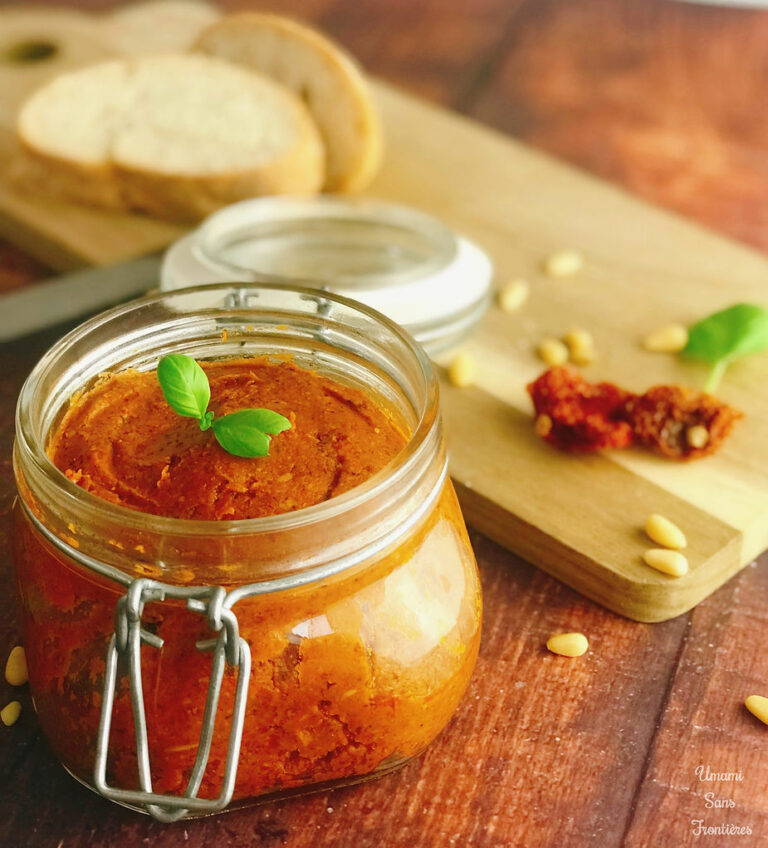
15;282;440;538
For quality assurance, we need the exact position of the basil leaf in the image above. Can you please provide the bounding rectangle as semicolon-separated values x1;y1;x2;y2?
157;354;211;421
212;409;291;458
683;303;768;391
238;408;292;435
684;304;768;364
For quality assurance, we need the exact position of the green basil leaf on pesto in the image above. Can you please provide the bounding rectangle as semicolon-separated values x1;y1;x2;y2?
157;354;211;422
212;409;291;458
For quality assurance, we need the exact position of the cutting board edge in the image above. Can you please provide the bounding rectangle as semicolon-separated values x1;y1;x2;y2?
0;198;90;272
455;480;750;623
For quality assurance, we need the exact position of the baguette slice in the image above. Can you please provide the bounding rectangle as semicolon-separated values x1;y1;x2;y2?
101;0;220;56
14;59;129;210
15;54;325;221
0;7;116;126
195;12;382;193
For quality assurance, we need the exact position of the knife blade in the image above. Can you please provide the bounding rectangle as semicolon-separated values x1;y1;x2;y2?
0;253;163;342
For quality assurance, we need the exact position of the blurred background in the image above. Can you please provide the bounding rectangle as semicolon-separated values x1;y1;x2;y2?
3;0;768;282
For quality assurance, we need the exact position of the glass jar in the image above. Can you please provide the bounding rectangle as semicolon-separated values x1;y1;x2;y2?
12;283;482;822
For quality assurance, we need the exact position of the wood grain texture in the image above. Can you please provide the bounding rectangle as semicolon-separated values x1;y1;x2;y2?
624;556;768;845
0;238;47;292
471;0;768;256
1;1;768;846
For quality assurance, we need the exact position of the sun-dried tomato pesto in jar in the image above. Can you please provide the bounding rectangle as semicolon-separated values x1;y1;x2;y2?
13;285;481;820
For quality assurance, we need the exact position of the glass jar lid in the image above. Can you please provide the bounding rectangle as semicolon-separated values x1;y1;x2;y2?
161;197;493;353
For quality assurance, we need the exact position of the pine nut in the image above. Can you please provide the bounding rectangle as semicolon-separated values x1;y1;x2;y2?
642;323;689;353
448;353;476;388
498;278;530;313
1;701;21;727
564;328;595;365
535;413;553;437
569;348;595;366
542;250;583;279
538;337;569;367
5;646;27;686
746;695;768;725
643;548;689;577
686;425;710;449
645;514;687;550
564;328;593;350
546;632;589;657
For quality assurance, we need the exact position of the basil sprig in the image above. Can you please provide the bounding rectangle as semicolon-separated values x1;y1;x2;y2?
683;303;768;392
156;354;291;457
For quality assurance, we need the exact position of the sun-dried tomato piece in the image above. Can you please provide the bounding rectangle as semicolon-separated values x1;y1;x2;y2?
528;367;742;460
527;366;635;452
624;385;742;460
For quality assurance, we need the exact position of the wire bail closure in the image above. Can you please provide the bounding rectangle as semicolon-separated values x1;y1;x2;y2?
94;578;252;823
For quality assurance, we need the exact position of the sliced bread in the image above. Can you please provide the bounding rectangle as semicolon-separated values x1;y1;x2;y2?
14;59;129;210
0;7;116;128
194;12;382;193
15;53;325;220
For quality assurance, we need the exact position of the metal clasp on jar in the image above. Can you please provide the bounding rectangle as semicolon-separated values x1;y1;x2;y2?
94;578;252;823
222;286;333;345
20;501;255;821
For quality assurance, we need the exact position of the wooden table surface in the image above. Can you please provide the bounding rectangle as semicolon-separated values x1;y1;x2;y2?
3;1;768;846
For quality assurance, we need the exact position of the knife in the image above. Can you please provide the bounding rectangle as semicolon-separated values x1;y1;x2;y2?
0;253;163;342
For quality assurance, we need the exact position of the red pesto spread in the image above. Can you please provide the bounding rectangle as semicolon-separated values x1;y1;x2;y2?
16;356;481;802
48;357;406;519
528;366;742;459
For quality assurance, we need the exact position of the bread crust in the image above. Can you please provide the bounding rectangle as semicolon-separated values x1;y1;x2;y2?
115;123;324;222
11;139;125;210
195;12;382;193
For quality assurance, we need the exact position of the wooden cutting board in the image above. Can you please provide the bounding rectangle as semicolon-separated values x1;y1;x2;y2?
1;6;767;622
